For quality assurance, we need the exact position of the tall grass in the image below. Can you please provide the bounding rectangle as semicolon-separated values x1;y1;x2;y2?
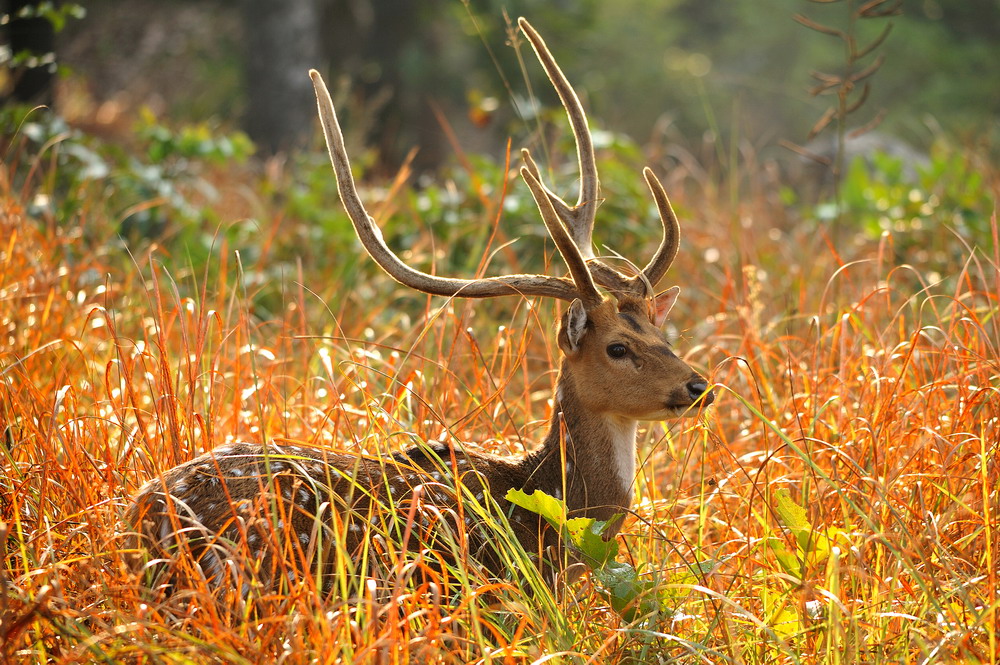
1;103;997;663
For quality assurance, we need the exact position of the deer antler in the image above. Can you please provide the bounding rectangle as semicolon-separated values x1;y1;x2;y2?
517;17;680;299
310;69;601;305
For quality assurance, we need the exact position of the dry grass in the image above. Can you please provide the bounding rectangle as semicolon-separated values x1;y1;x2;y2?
1;112;998;664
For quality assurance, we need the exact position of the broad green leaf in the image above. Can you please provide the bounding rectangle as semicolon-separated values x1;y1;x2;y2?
564;516;618;568
773;488;813;551
505;488;662;622
505;488;566;530
594;561;659;621
763;587;803;638
766;536;802;577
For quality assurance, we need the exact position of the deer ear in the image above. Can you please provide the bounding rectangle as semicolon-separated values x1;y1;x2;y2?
652;286;680;328
558;299;589;354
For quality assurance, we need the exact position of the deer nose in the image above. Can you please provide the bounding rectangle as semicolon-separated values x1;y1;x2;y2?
687;379;714;405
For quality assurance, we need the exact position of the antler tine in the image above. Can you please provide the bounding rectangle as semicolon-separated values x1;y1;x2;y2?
519;18;682;302
310;69;584;303
518;19;642;298
520;147;635;296
520;167;603;308
639;167;681;289
517;17;598;260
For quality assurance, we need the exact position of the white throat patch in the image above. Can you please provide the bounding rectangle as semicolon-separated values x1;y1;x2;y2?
607;419;638;495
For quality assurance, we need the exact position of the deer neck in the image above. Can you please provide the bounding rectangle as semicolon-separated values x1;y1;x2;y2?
518;360;638;523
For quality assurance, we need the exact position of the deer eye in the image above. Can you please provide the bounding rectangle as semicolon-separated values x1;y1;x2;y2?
606;343;627;359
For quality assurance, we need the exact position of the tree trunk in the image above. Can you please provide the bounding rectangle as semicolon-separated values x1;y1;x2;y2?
4;0;57;106
242;0;320;153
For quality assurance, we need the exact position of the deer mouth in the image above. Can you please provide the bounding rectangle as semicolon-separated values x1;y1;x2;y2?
662;388;715;417
660;405;701;418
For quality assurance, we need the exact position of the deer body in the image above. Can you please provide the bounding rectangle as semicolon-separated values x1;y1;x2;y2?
124;19;713;589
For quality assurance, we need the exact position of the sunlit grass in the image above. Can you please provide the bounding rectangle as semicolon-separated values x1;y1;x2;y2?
1;109;997;663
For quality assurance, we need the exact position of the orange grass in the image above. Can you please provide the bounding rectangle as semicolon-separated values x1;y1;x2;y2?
1;118;998;663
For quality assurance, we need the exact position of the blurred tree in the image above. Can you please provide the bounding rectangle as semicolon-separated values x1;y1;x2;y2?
318;0;448;173
242;0;320;153
312;0;599;173
2;0;57;106
29;1;1000;166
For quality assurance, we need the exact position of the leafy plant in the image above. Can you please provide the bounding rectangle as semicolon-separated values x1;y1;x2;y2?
136;108;254;166
767;488;854;577
507;488;661;621
818;143;994;264
3;1;84;33
2;104;257;268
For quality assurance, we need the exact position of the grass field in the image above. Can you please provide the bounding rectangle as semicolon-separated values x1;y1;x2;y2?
1;100;998;663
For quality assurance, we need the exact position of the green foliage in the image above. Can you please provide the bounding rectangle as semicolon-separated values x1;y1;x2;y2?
281;151;365;250
506;488;661;621
761;488;858;639
3;106;109;225
3;1;84;34
768;488;854;578
4;105;254;262
137;108;254;165
1;1;84;85
817;145;994;261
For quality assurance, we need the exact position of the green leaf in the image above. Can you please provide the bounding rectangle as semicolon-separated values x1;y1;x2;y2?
773;488;812;551
763;586;803;638
506;488;662;621
594;561;659;621
564;516;618;568
505;488;566;530
506;489;618;566
766;536;802;576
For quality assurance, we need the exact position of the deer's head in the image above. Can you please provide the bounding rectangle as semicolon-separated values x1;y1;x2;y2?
310;17;713;422
557;292;713;421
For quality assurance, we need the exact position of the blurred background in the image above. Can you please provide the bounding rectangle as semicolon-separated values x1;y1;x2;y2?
4;0;999;173
2;0;997;295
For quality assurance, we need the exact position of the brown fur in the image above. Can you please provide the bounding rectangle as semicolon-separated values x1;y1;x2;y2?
123;294;712;590
124;19;713;596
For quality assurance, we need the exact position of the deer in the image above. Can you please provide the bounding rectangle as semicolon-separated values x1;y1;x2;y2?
123;18;714;593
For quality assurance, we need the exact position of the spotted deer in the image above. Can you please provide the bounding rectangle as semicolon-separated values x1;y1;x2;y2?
124;18;713;590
